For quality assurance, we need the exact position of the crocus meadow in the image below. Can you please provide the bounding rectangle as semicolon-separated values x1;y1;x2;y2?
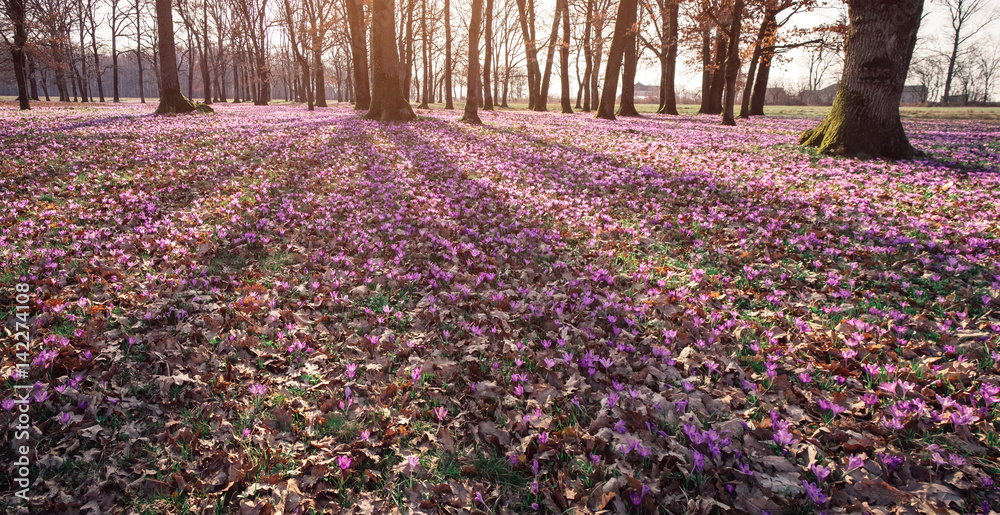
1;102;998;514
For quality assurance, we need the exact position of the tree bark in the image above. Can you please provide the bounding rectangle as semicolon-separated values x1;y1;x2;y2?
403;0;415;99
418;0;431;108
137;0;145;103
7;0;30;109
27;54;39;100
749;42;772;115
616;13;639;117
559;0;571;114
595;0;637;120
346;0;371;109
461;0;484;123
702;31;726;114
483;0;494;110
657;0;678;115
201;0;211;103
365;0;416;121
444;0;453;109
154;0;198;114
581;0;593;111
800;0;924;159
721;0;743;126
515;0;541;109
537;0;561;112
112;3;121;102
739;12;774;118
697;28;711;113
590;14;602;112
87;0;106;102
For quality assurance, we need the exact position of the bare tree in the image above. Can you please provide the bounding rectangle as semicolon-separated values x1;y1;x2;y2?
937;0;999;103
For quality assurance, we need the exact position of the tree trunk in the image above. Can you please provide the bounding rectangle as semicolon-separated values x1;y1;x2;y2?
515;0;541;109
419;0;431;108
697;28;711;113
154;0;198;114
41;70;51;101
137;0;145;103
233;58;241;102
703;32;726;114
346;0;371;109
27;54;39;100
201;1;211;103
8;0;30;109
89;7;106;102
403;0;415;99
559;0;571;114
739;12;773;118
617;16;639;117
721;0;743;126
581;0;593;111
483;0;494;110
444;0;454;109
658;0;678;114
750;44;772;115
365;0;416;121
800;0;923;159
942;25;960;103
537;0;560;112
595;0;637;120
591;17;602;112
461;0;484;123
112;27;121;102
315;48;327;107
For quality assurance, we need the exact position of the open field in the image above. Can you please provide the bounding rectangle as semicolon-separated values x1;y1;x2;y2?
1;102;999;514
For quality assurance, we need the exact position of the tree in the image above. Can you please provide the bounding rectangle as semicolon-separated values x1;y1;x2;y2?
800;0;923;159
365;0;416;121
461;0;484;123
283;0;314;110
136;0;146;103
616;0;639;117
109;0;129;102
482;0;494;110
154;0;198;113
938;0;998;104
739;8;774;117
444;0;453;108
2;0;31;109
638;0;679;114
581;0;594;110
720;0;743;125
595;0;638;119
514;0;542;108
346;0;371;109
537;0;561;111
559;0;571;113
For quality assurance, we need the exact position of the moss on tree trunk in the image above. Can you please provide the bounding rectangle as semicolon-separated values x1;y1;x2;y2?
800;0;924;160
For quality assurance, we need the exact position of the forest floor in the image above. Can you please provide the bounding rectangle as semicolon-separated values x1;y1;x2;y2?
1;102;999;514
